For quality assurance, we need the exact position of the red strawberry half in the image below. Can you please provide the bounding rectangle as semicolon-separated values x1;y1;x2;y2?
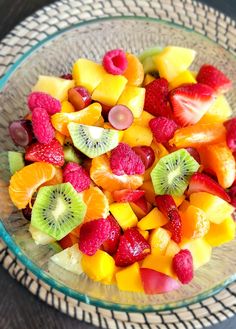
114;228;150;266
197;64;232;93
103;215;121;255
169;83;215;126
25;138;64;166
112;189;145;202
187;172;231;202
155;195;182;243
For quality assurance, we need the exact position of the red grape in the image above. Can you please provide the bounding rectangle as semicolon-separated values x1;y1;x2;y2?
132;146;155;169
9;119;33;147
68;86;91;110
60;73;72;80
108;105;133;130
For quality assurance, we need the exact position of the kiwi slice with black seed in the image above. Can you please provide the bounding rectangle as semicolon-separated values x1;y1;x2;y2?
68;123;119;158
151;149;199;196
31;183;87;240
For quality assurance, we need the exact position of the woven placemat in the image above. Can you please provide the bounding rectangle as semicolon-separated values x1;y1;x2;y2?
0;0;236;328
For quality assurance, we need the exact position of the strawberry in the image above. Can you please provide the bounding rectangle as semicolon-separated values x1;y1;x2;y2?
103;215;121;254
144;78;172;117
132;195;152;215
197;64;232;93
25;138;64;166
173;249;194;284
112;189;145;202
114;228;150;266
169;83;215;126
149;116;178;143
79;218;111;256
155;195;182;243
187;172;231;202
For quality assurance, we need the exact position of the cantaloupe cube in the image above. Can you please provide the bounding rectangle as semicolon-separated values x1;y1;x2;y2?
109;202;138;230
165;240;180;258
143;73;156;86
137;207;168;231
169;70;196;90
134;111;155;127
190;192;234;224
81;250;115;282
92;74;127;106
117;85;145;118
122;124;153;147
154;46;196;82
142;254;176;278
205;216;235;247
72;59;106;93
32;75;75;102
140;181;156;204
149;228;171;254
199;95;232;124
116;262;144;292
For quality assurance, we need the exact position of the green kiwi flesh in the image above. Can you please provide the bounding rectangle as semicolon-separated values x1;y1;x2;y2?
138;46;162;74
63;145;81;164
31;183;87;240
68;123;119;158
151;149;199;196
8;151;25;174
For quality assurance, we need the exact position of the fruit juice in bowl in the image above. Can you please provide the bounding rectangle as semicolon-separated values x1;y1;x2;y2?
0;18;236;311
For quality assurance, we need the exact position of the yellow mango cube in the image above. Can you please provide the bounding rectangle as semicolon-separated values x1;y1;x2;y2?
61;101;75;113
169;70;196;90
143;73;156;86
32;75;75;102
137;207;168;231
149;228;171;253
109;202;138;230
72;59;106;93
142;254;176;278
92;74;127;106
165;240;180;258
137;229;149;240
116;262;144;292
205;216;236;247
81;250;115;282
190;192;234;224
172;195;185;207
199;95;232;124
134;110;155;127
140;181;156;204
117;85;145;118
122;124;153;147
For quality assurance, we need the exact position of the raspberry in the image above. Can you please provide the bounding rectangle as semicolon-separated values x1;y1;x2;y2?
149;117;178;143
63;162;91;193
60;74;73;80
224;117;236;152
110;143;145;176
102;49;128;75
79;219;111;256
103;215;121;255
173;249;194;284
32;107;55;144
28;92;61;114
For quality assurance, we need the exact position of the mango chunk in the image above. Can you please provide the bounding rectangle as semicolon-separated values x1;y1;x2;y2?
137;229;149;240
61;100;75;113
205;216;235;247
199;95;232;124
122;124;153;147
117;85;145;118
169;70;196;90
172;195;185;207
142;254;176;278
140;181;156;204
109;202;138;230
137;207;168;231
134;110;155;127
116;262;144;292
143;73;156;86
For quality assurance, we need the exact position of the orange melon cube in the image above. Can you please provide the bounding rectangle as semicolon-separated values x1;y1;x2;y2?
142;254;176;278
137;207;168;231
116;262;144;292
149;228;171;254
117;85;145;118
169;70;196;90
122;124;153;147
109;202;138;230
205;216;235;247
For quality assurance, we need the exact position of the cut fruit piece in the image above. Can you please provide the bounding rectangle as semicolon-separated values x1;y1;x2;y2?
61;100;75;113
92;74;127;107
90;154;143;192
142;254;176;278
205;216;236;247
42;167;63;187
143;73;156;86
9;162;56;209
173;249;193;284
68;124;119;158
165;240;180;258
116;262;144;292
122;124;153;147
50;243;83;275
138;46;163;63
68;86;91;111
8;151;24;175
29;224;55;245
72;59;107;93
123;53;144;86
169;70;196;90
137;207;168;231
169;123;226;148
109;202;138;230
108;105;134;130
31;182;87;240
181;205;210;239
140;180;156;204
9;119;33;147
112;189;145;203
132;146;155;170
129;196;151;219
63;145;81;164
154;46;196;82
190;192;234;224
82;186;109;222
134;110;155;127
117;85;145;118
149;227;171;254
32;75;75;102
51;102;102;136
151;149;199;196
102;49;128;75
58;233;79;249
199;95;232;124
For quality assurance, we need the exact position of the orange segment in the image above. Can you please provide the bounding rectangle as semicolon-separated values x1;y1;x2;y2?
169;123;226;148
82;186;109;221
123;53;144;86
90;154;144;192
41;167;63;187
61;100;75;113
51;102;102;136
9;162;55;209
55;131;65;145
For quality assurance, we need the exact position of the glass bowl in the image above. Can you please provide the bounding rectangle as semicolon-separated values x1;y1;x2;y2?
0;17;236;313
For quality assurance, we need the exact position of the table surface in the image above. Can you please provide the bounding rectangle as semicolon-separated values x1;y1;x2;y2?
0;0;235;328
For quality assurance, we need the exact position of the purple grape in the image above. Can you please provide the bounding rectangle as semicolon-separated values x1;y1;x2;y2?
9;120;33;147
132;146;155;169
108;105;134;130
68;86;91;111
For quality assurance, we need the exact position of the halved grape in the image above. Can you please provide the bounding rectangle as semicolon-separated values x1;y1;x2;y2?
68;86;91;111
108;105;133;130
132;146;155;169
9;119;33;147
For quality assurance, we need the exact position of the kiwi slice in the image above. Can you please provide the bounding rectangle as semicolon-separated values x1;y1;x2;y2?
63;145;81;164
8;151;25;174
151;149;199;196
31;183;87;240
68;123;119;158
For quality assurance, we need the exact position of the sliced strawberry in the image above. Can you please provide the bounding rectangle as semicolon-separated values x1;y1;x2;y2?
25;138;64;166
112;189;145;202
132;196;152;215
79;218;111;256
197;64;232;93
144;78;172;117
155;195;182;243
169;83;215;126
187;172;231;202
103;215;121;255
114;228;150;267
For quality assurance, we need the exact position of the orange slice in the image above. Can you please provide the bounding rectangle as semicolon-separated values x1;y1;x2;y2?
9;162;55;209
41;167;63;187
51;102;102;136
123;53;144;86
82;186;109;221
90;154;144;192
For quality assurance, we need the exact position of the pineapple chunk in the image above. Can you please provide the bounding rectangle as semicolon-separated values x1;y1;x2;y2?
122;124;153;147
117;85;145;118
143;73;156;86
109;202;138;230
137;207;168;231
199;95;232;124
205;216;235;247
169;70;196;90
134;110;155;127
149;228;171;254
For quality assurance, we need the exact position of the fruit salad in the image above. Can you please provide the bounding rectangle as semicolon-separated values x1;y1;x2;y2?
6;45;236;295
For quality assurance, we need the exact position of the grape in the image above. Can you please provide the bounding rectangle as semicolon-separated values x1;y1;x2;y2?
9;120;33;147
60;73;72;80
68;86;91;110
132;146;155;169
108;105;133;130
